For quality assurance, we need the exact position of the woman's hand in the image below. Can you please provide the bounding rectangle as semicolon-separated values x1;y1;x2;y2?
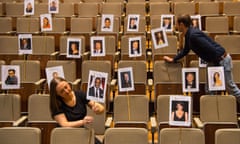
163;56;174;62
89;101;105;114
82;116;94;125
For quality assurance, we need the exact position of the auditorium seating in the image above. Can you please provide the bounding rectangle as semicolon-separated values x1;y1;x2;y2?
104;128;148;144
194;95;238;144
159;128;205;144
0;127;41;144
0;0;240;143
215;128;240;144
50;128;95;144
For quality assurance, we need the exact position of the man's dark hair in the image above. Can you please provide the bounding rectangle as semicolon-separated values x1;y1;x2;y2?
105;17;110;22
177;14;192;27
8;69;15;73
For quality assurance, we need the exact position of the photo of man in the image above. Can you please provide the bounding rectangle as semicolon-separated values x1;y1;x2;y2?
161;15;174;32
1;65;20;89
118;67;135;92
87;70;108;103
91;36;105;57
88;77;104;98
129;37;142;57
101;14;114;32
5;69;18;85
185;72;196;89
20;38;31;50
190;15;202;30
121;72;132;88
49;0;59;13
127;15;140;32
182;68;199;93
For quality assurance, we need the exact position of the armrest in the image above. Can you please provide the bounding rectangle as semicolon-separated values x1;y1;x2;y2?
110;79;117;91
146;51;152;61
150;116;157;133
105;117;113;129
34;78;46;85
50;51;59;56
147;78;153;91
193;117;204;128
72;78;81;85
13;115;28;127
83;51;90;60
115;51;120;62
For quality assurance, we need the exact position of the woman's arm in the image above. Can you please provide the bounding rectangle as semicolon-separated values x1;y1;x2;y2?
88;101;105;114
54;113;93;128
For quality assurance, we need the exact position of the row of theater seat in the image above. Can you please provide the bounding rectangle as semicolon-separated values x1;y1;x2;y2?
0;93;239;144
1;127;240;144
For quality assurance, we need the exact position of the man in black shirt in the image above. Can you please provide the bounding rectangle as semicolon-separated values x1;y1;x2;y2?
163;14;240;104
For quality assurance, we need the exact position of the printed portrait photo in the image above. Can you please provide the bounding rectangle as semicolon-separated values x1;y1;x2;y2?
208;66;226;91
199;58;207;68
101;14;114;32
18;34;33;54
45;66;65;89
67;38;81;58
129;36;142;57
91;36;106;57
24;0;34;15
49;0;59;14
161;14;174;32
1;65;20;89
40;13;52;32
151;28;168;49
191;15;202;31
182;68;199;93
127;14;140;32
87;70;108;103
169;95;191;127
118;67;135;92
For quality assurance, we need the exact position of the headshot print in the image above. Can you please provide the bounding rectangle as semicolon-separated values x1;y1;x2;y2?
87;70;108;103
182;68;199;93
67;38;81;58
118;67;135;92
40;14;52;31
101;14;114;32
169;95;191;127
208;66;225;91
190;15;202;31
91;36;106;57
1;65;20;89
127;14;140;32
24;0;34;15
18;34;33;54
185;72;196;89
155;31;165;45
151;28;168;49
129;37;142;57
49;0;59;13
161;15;174;32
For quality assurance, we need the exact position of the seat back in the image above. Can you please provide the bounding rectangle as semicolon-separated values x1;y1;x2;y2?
11;60;41;83
205;16;229;34
215;129;240;144
0;127;41;144
149;2;170;16
159;128;205;144
215;35;240;55
114;95;148;122
101;2;123;17
198;2;220;16
200;95;237;123
70;17;93;34
16;17;40;34
120;35;146;60
104;128;148;144
173;2;196;16
0;17;13;34
46;60;77;82
125;3;146;16
50;128;94;144
223;1;240;16
0;94;21;122
28;94;54;122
